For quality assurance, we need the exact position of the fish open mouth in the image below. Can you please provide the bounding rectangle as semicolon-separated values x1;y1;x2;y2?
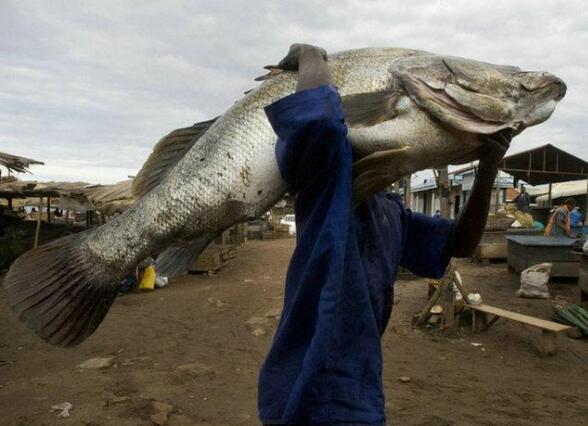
516;71;567;101
513;72;566;132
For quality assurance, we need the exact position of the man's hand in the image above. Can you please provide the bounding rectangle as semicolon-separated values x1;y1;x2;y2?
273;43;331;92
478;129;512;169
275;44;328;72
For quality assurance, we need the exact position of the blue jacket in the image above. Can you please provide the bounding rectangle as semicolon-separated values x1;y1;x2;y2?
259;85;453;425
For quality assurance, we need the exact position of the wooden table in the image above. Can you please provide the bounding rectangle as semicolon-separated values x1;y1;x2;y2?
505;235;579;277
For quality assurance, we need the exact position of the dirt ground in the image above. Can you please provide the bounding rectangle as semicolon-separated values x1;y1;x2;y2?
1;239;587;426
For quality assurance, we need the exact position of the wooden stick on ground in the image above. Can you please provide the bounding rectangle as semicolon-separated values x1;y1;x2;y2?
415;260;456;326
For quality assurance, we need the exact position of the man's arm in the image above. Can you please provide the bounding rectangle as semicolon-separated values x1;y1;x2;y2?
443;130;512;258
265;44;347;195
276;43;331;92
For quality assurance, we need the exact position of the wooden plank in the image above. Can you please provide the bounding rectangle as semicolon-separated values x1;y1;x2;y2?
467;304;571;332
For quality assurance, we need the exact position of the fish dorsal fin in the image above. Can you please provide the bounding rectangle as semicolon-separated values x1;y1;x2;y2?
132;117;218;198
340;91;402;127
254;66;287;82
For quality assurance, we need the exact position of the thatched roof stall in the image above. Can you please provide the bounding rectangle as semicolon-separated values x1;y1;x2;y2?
0;180;89;200
83;179;135;220
0;179;136;219
0;151;44;175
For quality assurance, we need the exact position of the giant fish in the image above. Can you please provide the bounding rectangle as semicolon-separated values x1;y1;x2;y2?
3;48;566;346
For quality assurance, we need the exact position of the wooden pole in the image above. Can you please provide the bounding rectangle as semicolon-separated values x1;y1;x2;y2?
46;196;51;223
435;167;451;218
34;197;43;248
415;261;456;326
548;182;552;207
403;175;412;208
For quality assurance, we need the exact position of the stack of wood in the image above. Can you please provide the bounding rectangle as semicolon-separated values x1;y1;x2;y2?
217;244;237;262
189;244;238;274
274;224;292;239
190;247;223;273
262;230;275;240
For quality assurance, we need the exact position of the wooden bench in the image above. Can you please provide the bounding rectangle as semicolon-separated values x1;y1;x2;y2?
466;303;571;355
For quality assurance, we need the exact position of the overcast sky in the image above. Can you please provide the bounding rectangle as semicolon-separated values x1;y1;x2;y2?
1;0;586;184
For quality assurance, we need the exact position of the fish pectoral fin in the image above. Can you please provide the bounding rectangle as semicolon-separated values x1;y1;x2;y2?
352;170;396;207
352;146;410;178
133;117;218;198
254;66;287;81
352;147;411;205
341;90;403;127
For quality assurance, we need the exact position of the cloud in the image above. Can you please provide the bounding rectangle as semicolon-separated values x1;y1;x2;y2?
0;0;586;183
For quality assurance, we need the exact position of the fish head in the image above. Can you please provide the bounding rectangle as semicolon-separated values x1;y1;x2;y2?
389;54;567;135
337;50;567;203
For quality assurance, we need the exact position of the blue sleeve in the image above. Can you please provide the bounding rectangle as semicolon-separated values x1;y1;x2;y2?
264;85;348;194
401;210;453;279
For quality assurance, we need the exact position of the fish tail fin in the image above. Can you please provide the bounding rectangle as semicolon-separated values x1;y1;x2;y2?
2;232;121;347
156;234;217;278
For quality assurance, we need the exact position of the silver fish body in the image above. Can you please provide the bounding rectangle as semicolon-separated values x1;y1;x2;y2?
3;47;566;346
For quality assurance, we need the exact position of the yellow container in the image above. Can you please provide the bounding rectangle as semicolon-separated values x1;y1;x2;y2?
138;265;156;291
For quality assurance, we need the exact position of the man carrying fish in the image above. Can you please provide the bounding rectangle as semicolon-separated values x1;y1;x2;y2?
258;44;511;426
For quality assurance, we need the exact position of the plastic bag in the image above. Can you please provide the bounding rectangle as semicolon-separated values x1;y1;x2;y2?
516;263;552;299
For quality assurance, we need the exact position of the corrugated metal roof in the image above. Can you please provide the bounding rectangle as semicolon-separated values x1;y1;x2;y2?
499;144;588;185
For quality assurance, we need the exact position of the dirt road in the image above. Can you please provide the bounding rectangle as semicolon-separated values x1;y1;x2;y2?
1;239;586;425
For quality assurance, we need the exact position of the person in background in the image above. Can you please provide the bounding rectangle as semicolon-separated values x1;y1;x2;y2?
545;197;576;237
570;206;583;227
434;209;442;219
514;185;530;213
